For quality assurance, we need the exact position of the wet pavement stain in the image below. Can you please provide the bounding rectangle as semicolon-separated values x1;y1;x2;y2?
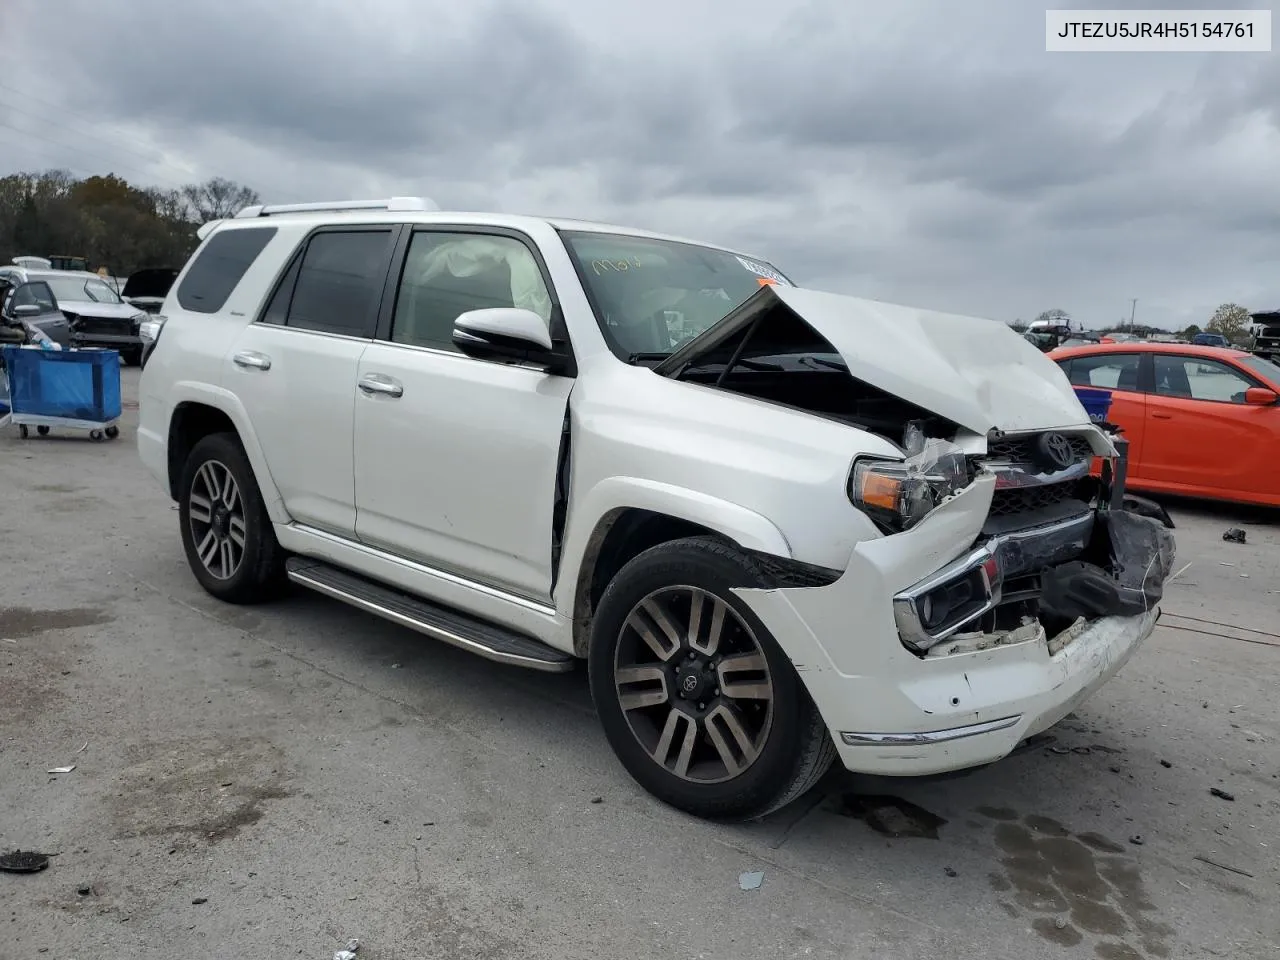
0;606;113;639
976;805;1019;822
835;794;947;839
979;808;1173;957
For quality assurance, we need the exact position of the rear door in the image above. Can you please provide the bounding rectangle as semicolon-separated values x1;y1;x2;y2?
1055;351;1148;474
1141;353;1276;497
225;225;400;538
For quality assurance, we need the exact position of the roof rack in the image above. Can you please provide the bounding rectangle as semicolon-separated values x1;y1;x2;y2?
233;196;439;218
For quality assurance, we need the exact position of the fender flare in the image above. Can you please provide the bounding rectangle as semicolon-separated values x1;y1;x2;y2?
167;380;290;524
558;476;794;637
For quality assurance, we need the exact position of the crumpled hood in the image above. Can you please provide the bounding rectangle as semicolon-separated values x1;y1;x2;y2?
59;299;141;320
660;285;1092;435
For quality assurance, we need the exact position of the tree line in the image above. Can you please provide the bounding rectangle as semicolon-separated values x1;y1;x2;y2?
0;169;261;278
1011;304;1258;343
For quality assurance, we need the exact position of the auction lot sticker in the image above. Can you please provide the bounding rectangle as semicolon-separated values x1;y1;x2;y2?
1046;9;1271;51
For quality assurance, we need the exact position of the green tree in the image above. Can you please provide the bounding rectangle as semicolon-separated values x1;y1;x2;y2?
1033;309;1070;325
1181;323;1201;340
1206;303;1251;343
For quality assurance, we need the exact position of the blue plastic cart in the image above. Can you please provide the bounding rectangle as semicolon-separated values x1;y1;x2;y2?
0;345;122;441
1072;386;1113;423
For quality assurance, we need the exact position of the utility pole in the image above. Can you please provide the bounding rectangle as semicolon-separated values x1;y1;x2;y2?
1129;298;1137;333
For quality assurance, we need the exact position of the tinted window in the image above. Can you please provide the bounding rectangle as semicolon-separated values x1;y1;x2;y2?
12;282;57;312
176;227;277;314
1153;355;1255;404
389;231;552;351
286;230;394;337
1064;353;1141;390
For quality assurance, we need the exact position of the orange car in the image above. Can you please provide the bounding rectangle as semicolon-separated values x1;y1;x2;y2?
1048;342;1280;507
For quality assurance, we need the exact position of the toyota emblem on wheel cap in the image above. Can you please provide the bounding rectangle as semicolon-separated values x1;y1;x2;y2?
681;674;699;694
1037;432;1076;471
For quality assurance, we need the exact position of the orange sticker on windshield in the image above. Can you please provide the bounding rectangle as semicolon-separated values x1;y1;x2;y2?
757;277;777;286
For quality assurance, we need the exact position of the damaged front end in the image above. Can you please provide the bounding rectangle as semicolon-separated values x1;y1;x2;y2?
891;433;1176;660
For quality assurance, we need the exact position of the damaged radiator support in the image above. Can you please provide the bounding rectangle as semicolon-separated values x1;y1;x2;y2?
893;432;1176;657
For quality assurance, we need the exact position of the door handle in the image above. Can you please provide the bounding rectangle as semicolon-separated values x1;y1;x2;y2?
358;373;404;398
1151;412;1173;420
233;351;272;371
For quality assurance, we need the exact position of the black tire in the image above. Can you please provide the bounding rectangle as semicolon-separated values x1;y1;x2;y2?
36;425;49;436
588;536;836;821
18;425;28;439
89;429;104;442
105;425;119;439
122;349;142;367
178;431;285;604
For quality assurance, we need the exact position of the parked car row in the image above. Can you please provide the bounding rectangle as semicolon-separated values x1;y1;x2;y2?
0;260;178;365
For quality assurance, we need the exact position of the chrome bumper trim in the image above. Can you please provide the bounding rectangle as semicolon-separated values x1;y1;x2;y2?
841;715;1022;747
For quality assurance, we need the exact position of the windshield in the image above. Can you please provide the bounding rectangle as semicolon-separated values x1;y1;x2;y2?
1238;354;1280;384
42;276;122;304
560;230;792;359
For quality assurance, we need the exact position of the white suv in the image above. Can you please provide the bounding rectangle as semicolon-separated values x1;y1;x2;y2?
137;197;1176;820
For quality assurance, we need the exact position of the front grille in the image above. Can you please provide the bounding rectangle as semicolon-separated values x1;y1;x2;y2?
72;316;132;336
989;479;1089;517
985;434;1093;463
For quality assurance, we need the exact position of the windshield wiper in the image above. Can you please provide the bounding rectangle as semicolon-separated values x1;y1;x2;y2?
799;354;847;371
628;352;672;365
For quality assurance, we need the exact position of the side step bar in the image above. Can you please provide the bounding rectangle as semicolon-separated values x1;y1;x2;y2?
285;557;574;673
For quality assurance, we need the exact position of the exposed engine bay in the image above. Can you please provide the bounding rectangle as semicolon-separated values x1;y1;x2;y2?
651;287;1177;659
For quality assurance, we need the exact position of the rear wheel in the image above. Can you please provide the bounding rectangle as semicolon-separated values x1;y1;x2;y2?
178;432;285;604
588;537;836;821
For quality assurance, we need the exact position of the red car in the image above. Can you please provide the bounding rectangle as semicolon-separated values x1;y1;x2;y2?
1048;342;1280;507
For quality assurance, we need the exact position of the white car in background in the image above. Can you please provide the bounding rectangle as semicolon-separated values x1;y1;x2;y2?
137;197;1177;820
0;260;148;364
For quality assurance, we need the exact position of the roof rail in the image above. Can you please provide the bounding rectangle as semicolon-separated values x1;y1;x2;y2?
233;197;439;219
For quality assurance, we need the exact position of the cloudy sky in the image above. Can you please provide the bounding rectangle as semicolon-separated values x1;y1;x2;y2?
2;0;1277;330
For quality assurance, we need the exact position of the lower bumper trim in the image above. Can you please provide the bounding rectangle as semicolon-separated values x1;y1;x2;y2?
841;714;1022;747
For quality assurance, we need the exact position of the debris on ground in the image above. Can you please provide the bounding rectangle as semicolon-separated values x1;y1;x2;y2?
1222;527;1247;544
944;866;958;878
1194;855;1254;878
191;897;208;905
77;885;92;896
1129;835;1144;846
1160;760;1172;768
1209;788;1236;802
590;796;603;804
334;938;361;960
738;871;764;891
47;765;75;774
1048;745;1071;755
0;850;50;873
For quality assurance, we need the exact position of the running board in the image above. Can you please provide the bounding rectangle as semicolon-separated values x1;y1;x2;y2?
285;557;574;673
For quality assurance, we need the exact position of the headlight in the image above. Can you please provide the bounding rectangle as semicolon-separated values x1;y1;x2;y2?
849;444;972;533
139;317;165;342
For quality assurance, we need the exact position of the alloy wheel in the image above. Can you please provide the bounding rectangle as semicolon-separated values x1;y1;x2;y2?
612;586;775;784
187;460;246;580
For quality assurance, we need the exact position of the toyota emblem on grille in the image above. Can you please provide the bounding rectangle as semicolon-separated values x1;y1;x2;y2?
1037;432;1076;471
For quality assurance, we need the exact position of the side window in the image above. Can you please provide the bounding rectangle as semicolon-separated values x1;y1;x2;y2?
176;226;277;314
388;231;552;351
1153;355;1255;404
284;230;394;337
1055;359;1072;380
13;282;57;311
1065;353;1140;391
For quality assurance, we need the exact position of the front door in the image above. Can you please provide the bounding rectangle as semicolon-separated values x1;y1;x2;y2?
353;228;573;602
1141;353;1276;498
224;225;398;537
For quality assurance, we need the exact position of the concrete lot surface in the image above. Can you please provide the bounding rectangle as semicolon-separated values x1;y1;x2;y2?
2;368;1278;960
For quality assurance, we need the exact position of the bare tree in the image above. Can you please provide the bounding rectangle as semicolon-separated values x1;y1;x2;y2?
1206;303;1252;343
179;177;261;223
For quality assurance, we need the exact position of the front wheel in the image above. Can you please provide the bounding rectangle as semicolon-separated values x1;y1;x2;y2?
178;432;285;604
588;537;836;821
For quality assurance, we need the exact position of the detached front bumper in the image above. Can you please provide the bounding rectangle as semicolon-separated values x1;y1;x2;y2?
732;477;1174;778
71;332;143;355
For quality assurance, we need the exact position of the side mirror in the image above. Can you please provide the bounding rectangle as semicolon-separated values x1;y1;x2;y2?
1244;387;1278;406
453;308;560;369
13;304;41;318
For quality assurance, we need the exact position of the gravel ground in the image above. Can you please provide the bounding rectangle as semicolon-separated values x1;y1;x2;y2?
2;368;1277;960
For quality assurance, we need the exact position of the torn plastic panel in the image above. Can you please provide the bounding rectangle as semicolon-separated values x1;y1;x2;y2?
1039;511;1177;627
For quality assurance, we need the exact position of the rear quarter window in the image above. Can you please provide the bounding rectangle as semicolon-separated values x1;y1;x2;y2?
176;227;278;314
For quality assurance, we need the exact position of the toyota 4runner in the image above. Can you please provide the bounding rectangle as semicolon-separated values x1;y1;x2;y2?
138;197;1176;820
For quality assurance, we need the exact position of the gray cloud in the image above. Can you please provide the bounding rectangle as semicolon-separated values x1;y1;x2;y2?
3;0;1277;331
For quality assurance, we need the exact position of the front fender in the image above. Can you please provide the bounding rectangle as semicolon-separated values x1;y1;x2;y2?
556;475;793;619
166;380;289;525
